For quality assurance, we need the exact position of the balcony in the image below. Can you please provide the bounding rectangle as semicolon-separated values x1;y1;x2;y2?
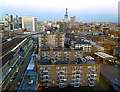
72;79;76;81
42;79;52;82
90;77;96;80
74;81;81;84
43;75;51;78
72;70;83;74
87;78;90;80
43;70;49;72
59;79;67;81
74;85;79;88
89;84;95;87
43;75;49;77
75;74;82;76
90;69;96;72
59;82;65;85
59;76;65;79
59;70;66;73
72;78;82;81
59;74;65;77
43;79;49;81
71;83;74;85
90;73;97;76
72;74;81;78
89;80;95;84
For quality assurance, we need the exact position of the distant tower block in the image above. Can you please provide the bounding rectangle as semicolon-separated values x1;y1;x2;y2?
64;8;68;22
5;14;9;21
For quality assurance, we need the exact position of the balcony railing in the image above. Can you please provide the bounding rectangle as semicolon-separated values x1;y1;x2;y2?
90;69;96;72
43;70;49;72
72;78;82;81
90;73;97;76
59;74;65;77
59;82;65;85
90;77;96;80
42;79;52;82
59;70;65;73
74;85;79;87
74;81;81;84
89;81;95;84
72;70;83;73
59;79;67;81
89;84;94;87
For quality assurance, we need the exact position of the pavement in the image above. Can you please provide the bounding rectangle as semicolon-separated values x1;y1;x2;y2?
100;64;120;92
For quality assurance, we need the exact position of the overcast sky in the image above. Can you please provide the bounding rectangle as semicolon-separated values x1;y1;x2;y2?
1;0;119;22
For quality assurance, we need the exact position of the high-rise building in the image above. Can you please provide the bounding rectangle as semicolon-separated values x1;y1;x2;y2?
5;14;9;21
38;31;65;50
22;17;37;33
37;60;100;88
10;15;13;22
70;16;76;25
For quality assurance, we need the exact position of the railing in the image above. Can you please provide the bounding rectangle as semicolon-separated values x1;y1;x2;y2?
89;84;94;87
43;70;49;72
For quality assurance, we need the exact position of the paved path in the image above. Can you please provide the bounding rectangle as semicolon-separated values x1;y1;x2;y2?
100;64;120;92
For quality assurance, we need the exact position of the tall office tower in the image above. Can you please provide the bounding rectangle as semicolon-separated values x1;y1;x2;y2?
10;15;13;22
22;17;37;33
5;14;9;21
38;31;65;50
70;16;76;25
64;8;68;22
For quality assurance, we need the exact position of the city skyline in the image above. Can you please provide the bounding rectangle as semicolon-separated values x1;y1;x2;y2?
1;0;119;23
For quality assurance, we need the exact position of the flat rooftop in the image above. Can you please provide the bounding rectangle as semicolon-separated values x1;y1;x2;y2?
19;70;37;90
85;61;98;64
94;52;115;59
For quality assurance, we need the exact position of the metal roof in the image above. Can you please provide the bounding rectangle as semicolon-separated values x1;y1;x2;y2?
94;52;115;59
85;56;94;60
86;61;97;64
1;52;15;67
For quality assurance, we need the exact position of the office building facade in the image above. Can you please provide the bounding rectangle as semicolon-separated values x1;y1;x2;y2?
22;17;37;33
